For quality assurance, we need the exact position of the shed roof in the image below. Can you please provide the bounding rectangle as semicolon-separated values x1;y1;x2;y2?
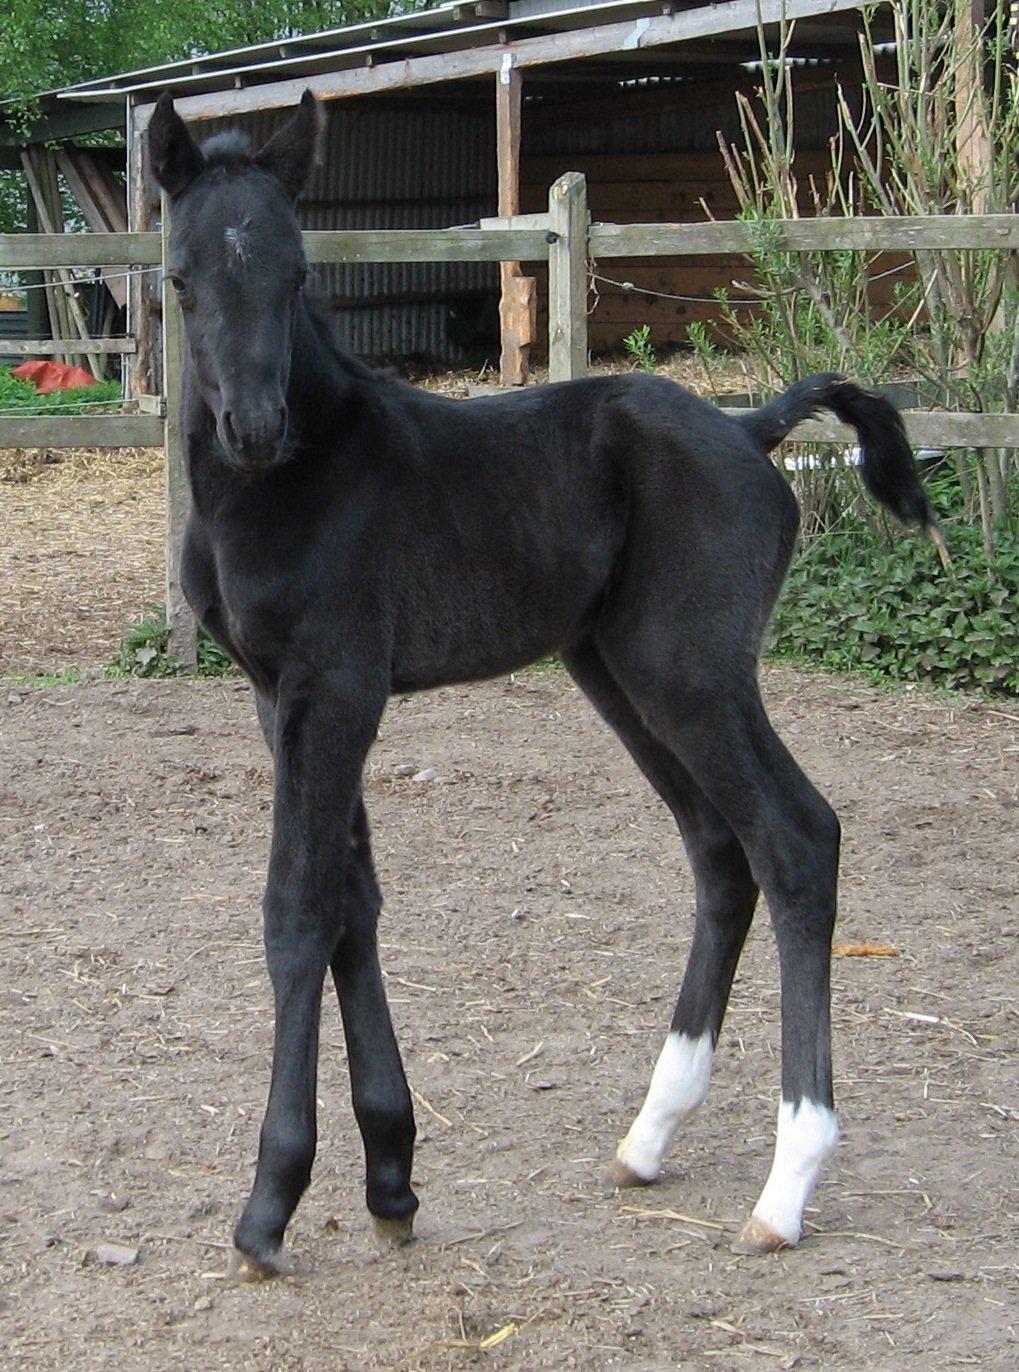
56;0;877;110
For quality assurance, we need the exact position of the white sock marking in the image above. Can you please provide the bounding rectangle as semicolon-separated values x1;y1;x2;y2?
751;1098;840;1244
615;1031;714;1181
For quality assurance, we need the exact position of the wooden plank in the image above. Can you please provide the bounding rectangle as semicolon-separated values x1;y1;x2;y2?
161;196;197;668
0;231;161;268
301;228;550;263
56;148;130;307
0;414;163;447
496;62;527;386
0;337;136;355
143;0;868;122
590;215;1019;256
21;148;97;376
548;172;589;383
720;410;1019;448
127;105;156;398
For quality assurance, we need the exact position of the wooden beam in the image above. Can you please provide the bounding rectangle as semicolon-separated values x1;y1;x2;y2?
161;195;197;667
20;148;98;375
0;414;163;447
548;172;588;382
589;214;1019;256
132;0;871;124
0;101;125;146
0;231;161;268
126;104;156;398
55;148;130;307
301;227;550;262
0;337;135;355
496;62;531;386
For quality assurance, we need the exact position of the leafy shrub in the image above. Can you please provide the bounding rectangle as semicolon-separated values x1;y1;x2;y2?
111;608;235;678
623;324;657;374
0;364;122;415
770;522;1019;695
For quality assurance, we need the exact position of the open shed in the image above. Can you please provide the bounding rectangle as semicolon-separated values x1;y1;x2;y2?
3;0;930;383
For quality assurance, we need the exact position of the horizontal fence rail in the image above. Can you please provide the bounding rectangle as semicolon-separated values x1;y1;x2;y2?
302;227;552;263
721;410;1019;449
1;337;136;355
0;231;162;267
0;414;164;447
589;213;1019;257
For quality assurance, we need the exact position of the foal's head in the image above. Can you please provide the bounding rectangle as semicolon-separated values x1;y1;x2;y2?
149;91;322;470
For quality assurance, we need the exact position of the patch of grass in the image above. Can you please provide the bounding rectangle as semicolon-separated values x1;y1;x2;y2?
2;666;86;688
0;364;122;416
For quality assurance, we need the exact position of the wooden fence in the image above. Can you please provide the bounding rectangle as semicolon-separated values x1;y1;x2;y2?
1;173;1017;662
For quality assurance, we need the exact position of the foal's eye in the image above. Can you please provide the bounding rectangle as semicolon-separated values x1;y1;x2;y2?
166;273;188;297
296;268;308;291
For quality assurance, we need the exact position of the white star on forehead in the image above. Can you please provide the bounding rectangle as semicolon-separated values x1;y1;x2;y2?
224;224;252;264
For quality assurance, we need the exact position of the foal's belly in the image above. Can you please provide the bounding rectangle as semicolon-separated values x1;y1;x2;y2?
389;537;613;693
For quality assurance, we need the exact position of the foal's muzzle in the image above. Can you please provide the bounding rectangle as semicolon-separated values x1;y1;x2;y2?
219;403;289;470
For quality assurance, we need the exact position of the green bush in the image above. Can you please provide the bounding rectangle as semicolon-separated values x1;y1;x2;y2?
770;522;1019;695
110;608;235;679
0;364;122;415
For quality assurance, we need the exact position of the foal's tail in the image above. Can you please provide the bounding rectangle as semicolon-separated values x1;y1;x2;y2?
742;373;938;534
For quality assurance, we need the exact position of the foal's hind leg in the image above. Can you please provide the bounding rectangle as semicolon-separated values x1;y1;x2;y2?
597;636;841;1253
330;800;418;1245
562;643;759;1187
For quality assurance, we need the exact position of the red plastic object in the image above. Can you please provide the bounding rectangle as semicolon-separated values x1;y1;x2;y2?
12;359;99;393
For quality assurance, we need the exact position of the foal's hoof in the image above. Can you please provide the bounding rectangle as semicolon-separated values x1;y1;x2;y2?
372;1213;416;1249
605;1148;655;1190
731;1216;792;1255
227;1244;295;1283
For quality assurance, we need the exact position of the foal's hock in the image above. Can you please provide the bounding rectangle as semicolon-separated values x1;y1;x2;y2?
148;90;935;1280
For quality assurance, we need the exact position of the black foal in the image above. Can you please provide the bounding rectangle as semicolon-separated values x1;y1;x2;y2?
148;91;935;1277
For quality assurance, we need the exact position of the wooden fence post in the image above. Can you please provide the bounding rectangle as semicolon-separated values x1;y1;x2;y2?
547;172;588;383
160;195;198;667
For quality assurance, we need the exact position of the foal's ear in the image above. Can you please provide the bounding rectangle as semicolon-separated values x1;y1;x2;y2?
148;93;205;198
254;90;323;201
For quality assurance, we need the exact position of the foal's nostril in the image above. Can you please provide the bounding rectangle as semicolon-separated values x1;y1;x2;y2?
222;409;239;448
279;406;289;434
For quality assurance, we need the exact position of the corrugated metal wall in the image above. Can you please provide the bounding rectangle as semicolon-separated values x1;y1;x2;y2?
193;100;497;364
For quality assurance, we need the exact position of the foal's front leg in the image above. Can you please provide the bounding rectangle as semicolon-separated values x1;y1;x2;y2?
231;672;387;1280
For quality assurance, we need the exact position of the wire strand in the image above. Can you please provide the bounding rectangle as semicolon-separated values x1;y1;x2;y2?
0;264;162;294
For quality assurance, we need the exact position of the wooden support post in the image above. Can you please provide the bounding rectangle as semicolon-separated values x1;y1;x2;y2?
23;197;49;346
160;195;198;668
127;102;155;398
547;171;588;383
496;63;534;385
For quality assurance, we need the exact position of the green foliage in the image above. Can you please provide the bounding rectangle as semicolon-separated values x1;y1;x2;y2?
770;520;1019;696
0;2;417;117
111;609;235;679
623;324;657;374
0;365;121;414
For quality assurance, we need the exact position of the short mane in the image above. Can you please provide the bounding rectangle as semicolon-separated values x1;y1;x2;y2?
200;130;254;166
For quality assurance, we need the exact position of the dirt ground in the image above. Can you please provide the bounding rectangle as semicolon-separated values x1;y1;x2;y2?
1;665;1016;1370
